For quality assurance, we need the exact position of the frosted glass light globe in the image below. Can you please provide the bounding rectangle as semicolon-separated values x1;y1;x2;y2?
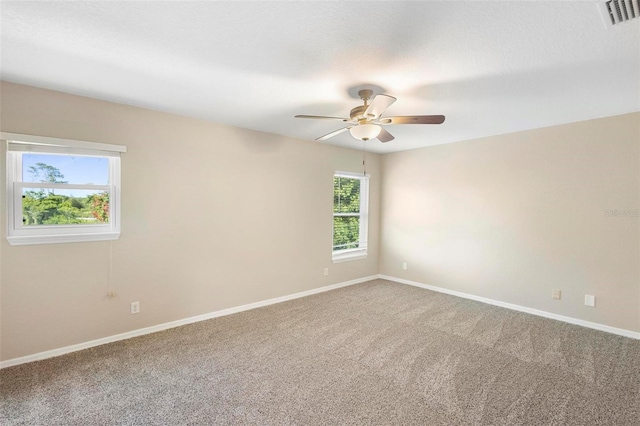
349;124;381;141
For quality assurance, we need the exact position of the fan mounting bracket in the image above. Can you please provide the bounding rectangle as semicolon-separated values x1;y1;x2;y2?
357;89;373;102
347;84;386;100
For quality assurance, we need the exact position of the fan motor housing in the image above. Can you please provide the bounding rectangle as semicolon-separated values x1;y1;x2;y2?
349;105;368;122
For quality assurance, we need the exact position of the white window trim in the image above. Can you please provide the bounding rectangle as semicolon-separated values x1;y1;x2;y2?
332;171;369;263
3;132;126;246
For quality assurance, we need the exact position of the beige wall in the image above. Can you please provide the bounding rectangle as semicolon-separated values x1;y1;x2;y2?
381;113;640;332
1;81;638;363
0;82;381;361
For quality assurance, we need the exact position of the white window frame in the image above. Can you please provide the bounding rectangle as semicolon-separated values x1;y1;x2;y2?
332;171;369;263
3;132;126;246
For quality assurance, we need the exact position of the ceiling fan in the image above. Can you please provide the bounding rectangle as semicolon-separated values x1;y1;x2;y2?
295;89;445;143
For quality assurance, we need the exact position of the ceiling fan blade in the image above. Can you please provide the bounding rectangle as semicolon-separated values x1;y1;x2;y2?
377;127;395;143
295;115;349;121
364;94;396;119
316;127;351;141
380;115;445;125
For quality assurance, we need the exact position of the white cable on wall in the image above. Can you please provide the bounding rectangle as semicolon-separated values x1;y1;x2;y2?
107;240;115;297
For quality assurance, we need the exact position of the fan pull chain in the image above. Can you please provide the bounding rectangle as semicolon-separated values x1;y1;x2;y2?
362;139;367;176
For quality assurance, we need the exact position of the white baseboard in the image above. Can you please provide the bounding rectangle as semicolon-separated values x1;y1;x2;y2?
4;273;637;369
0;275;378;369
380;275;640;340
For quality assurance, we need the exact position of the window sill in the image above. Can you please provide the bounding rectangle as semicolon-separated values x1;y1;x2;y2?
332;249;367;263
7;232;120;246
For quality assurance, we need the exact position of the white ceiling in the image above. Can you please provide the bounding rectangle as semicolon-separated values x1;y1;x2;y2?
1;1;638;153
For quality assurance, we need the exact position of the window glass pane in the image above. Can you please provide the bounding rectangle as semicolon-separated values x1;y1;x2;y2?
22;188;110;226
22;154;109;185
333;177;360;213
333;216;360;250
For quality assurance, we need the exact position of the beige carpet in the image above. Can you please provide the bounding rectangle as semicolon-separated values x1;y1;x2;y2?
1;279;639;425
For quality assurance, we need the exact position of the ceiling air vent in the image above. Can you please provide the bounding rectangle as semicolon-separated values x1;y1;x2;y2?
601;0;640;26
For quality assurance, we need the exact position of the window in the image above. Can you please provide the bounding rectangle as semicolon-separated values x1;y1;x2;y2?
4;132;126;246
333;171;369;262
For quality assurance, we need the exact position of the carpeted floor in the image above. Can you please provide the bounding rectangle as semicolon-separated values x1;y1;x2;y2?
1;279;639;425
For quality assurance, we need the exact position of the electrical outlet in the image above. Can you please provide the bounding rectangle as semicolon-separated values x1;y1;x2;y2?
130;301;140;314
402;262;408;271
585;295;595;307
552;289;561;300
324;268;329;276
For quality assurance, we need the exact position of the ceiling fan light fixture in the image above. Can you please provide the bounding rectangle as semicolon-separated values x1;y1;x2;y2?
295;91;445;143
349;124;381;141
